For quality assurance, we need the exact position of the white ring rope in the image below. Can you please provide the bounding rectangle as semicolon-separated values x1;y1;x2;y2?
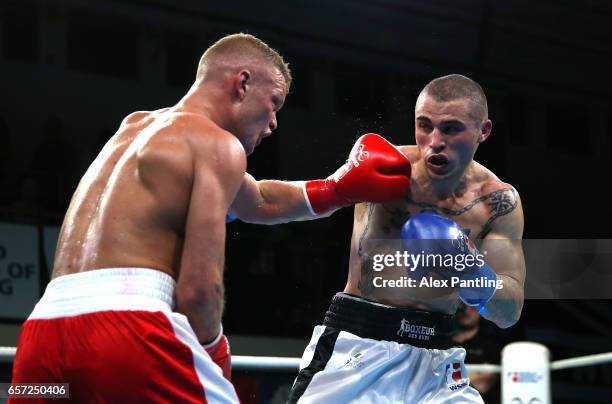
233;355;301;372
550;351;612;371
0;347;16;363
1;346;611;372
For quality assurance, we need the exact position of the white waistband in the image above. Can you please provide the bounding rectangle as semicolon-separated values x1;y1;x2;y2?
29;268;176;320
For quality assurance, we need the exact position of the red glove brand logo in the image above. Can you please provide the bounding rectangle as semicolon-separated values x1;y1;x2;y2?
332;144;370;183
331;162;351;182
351;143;370;167
445;362;468;391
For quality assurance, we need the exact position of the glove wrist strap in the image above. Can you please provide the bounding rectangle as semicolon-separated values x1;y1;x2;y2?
202;324;223;350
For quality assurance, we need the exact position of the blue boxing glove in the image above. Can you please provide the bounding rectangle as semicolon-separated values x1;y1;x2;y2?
400;213;464;280
401;213;496;313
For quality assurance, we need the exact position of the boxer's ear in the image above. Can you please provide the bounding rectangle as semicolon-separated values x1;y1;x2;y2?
478;120;492;143
235;70;251;101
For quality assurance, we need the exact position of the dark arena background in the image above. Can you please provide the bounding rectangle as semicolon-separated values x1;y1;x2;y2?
1;1;612;403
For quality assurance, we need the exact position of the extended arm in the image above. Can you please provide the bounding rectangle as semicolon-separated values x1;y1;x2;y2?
229;175;317;224
229;133;412;224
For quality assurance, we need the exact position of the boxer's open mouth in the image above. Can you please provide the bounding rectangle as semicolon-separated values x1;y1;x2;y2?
427;154;449;166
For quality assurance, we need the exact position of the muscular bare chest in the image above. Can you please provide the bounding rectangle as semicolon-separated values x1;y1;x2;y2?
367;186;516;243
348;185;517;307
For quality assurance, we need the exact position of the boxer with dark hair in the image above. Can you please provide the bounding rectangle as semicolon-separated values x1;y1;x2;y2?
288;74;525;404
10;34;411;403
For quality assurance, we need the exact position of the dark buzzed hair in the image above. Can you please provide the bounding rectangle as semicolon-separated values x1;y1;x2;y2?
420;74;488;123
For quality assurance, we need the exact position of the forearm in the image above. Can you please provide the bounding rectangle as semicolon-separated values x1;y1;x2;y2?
176;279;225;343
481;273;523;328
232;134;411;224
469;236;525;329
235;180;329;224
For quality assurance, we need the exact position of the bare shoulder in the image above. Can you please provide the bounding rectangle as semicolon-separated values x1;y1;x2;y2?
133;114;192;187
473;161;520;200
122;111;150;125
473;163;524;238
397;145;421;164
180;113;246;175
481;179;522;220
134;112;247;198
149;113;247;191
121;109;168;127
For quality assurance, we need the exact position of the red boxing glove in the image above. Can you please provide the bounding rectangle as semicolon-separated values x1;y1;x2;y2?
303;133;411;214
202;326;232;381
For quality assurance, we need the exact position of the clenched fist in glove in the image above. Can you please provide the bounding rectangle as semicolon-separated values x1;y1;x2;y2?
303;133;411;215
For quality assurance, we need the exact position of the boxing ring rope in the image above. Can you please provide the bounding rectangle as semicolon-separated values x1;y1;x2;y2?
2;344;612;402
0;347;15;363
0;346;499;372
549;351;612;371
232;355;301;372
234;358;502;373
2;345;611;371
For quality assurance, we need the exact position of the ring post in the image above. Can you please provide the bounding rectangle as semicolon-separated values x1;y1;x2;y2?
501;342;551;404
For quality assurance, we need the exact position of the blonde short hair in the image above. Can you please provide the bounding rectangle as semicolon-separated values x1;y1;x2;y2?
197;33;291;90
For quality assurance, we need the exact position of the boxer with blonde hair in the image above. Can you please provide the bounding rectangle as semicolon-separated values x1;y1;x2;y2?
10;33;411;403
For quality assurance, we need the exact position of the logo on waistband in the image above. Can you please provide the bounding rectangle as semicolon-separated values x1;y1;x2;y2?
396;318;435;341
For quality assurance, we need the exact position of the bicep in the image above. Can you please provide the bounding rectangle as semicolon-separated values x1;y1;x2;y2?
228;173;262;218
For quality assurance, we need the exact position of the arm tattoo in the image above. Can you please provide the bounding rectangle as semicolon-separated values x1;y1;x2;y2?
355;189;517;294
410;188;518;239
477;188;519;239
357;203;376;295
